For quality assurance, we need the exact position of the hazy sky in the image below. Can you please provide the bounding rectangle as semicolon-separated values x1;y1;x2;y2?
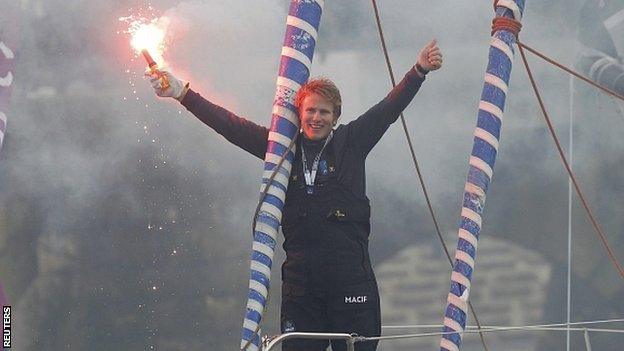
2;0;623;349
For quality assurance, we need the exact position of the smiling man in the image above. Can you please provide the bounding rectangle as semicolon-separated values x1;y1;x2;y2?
149;39;442;351
297;78;340;141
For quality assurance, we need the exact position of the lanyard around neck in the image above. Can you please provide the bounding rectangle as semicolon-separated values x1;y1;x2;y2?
301;130;333;189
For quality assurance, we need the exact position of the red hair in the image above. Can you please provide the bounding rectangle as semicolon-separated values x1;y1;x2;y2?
294;77;342;117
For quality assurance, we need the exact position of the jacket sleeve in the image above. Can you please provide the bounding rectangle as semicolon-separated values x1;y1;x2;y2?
345;67;425;156
180;89;269;159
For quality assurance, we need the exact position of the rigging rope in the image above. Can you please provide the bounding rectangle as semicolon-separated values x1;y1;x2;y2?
369;0;450;265
252;136;298;236
359;326;624;343
382;317;624;330
369;1;490;351
517;42;624;103
517;43;624;280
247;2;624;350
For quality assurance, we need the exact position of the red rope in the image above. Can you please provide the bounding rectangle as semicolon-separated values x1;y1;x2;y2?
370;1;491;350
518;41;624;103
492;0;522;38
492;17;522;38
517;44;624;281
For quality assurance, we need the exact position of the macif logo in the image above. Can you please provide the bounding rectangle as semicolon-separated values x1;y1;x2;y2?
344;295;367;304
3;305;10;348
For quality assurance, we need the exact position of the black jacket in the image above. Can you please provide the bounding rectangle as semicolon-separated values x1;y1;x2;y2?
181;68;425;291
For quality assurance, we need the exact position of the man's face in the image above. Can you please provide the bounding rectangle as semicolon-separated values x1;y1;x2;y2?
299;93;337;141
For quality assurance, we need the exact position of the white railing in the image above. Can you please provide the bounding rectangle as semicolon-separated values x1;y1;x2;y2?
263;332;356;351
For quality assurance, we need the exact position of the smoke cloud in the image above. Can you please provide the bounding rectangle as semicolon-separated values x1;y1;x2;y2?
0;0;622;350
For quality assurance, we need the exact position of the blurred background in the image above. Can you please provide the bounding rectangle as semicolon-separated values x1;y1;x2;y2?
0;0;622;350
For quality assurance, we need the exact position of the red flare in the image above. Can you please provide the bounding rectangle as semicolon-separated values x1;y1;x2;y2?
141;49;169;90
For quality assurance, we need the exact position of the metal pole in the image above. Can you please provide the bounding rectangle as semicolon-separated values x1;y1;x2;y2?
583;328;593;351
567;71;574;351
346;338;356;351
263;332;355;351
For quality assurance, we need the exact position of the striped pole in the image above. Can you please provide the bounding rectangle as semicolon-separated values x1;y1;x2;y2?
0;1;20;151
439;1;525;351
0;3;19;342
241;1;324;350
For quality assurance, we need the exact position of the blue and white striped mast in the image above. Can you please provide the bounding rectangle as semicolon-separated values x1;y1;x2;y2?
240;1;324;350
439;1;525;351
0;0;20;320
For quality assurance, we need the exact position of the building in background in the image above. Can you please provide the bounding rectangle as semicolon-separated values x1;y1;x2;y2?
377;235;551;351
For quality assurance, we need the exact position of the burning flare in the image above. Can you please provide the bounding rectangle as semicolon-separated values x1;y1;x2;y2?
119;12;170;89
129;21;166;64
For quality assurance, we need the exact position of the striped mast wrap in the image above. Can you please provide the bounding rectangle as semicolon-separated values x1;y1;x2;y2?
241;1;324;350
0;0;20;151
439;1;525;351
0;0;21;310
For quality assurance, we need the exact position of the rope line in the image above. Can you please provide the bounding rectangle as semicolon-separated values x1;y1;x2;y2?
381;317;624;330
358;326;624;343
246;5;624;351
517;43;624;280
518;41;624;103
369;1;490;351
252;135;298;236
369;0;451;264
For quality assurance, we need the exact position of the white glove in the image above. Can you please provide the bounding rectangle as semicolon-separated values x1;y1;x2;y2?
416;39;443;75
147;69;189;101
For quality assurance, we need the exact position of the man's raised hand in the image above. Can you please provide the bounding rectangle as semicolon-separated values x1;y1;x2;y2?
147;69;189;101
416;39;443;75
